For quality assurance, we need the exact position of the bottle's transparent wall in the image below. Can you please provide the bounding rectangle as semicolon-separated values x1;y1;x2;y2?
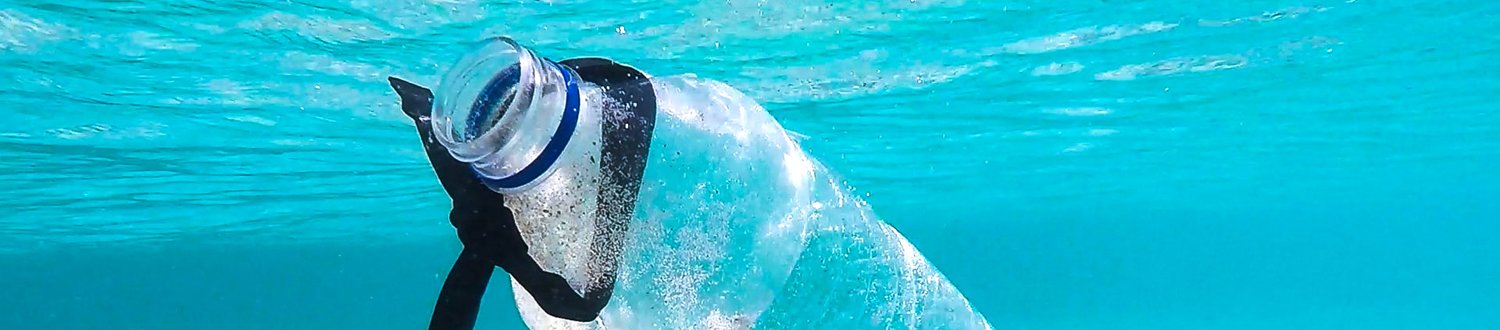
504;75;988;329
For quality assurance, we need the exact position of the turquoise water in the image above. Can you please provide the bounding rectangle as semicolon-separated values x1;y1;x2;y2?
3;0;1498;328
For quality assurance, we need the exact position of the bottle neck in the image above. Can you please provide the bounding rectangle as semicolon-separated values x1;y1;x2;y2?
432;37;584;192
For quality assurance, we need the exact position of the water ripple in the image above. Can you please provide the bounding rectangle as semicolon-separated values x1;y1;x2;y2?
998;21;1178;55
1095;54;1250;81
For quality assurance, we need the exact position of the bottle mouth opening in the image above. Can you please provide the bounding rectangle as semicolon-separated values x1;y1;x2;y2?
432;36;583;191
433;36;566;163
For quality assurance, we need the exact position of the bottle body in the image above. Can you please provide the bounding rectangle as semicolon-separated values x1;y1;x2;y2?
499;74;990;329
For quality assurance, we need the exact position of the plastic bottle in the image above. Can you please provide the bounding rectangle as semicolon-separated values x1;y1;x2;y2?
431;37;990;329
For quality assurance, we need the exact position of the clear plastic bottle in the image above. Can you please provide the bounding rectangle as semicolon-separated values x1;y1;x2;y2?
432;37;990;329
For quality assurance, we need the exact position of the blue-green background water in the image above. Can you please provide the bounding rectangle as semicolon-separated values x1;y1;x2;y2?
3;0;1498;328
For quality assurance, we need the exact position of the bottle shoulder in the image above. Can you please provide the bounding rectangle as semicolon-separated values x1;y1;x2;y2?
647;75;782;140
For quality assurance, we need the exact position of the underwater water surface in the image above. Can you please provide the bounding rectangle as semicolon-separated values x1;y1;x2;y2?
3;0;1499;329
